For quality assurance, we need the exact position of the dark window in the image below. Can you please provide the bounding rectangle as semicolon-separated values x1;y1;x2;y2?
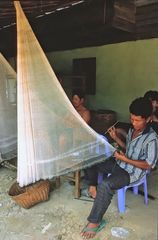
72;57;96;95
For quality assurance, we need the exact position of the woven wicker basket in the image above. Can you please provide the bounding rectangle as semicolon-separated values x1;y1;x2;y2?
8;179;50;209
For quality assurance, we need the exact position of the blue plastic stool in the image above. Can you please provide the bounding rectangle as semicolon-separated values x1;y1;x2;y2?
117;174;148;213
98;172;148;213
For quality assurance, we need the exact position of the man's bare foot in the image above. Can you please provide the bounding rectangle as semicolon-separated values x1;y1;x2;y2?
88;186;97;199
80;222;99;239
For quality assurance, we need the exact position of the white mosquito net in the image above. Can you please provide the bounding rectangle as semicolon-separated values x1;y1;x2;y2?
14;1;115;187
0;53;17;160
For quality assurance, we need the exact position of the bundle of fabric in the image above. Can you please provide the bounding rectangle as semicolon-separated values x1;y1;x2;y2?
0;53;17;162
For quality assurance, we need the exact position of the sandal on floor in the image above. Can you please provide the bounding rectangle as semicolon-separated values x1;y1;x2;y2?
81;219;106;235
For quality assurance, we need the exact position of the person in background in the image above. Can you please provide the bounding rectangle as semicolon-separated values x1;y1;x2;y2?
66;89;91;187
72;89;100;197
81;97;158;239
72;89;91;125
59;89;91;150
144;90;158;133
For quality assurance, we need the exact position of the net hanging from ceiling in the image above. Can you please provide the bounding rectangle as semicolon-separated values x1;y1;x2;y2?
0;53;17;160
14;1;115;187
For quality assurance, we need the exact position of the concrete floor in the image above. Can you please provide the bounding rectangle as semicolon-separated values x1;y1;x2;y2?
0;166;158;240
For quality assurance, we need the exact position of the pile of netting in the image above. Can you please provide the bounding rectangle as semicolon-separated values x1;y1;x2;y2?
14;1;115;187
0;53;17;163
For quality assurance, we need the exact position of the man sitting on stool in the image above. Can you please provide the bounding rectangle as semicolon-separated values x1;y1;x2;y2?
81;97;158;239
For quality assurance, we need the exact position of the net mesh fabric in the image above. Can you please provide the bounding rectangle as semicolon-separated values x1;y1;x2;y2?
14;1;115;187
0;53;17;160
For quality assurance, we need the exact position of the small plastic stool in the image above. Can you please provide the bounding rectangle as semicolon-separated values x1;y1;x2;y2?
117;174;148;213
98;172;148;213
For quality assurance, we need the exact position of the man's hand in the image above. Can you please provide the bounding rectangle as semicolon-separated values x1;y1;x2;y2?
108;126;126;151
108;126;118;141
114;150;126;161
114;150;151;170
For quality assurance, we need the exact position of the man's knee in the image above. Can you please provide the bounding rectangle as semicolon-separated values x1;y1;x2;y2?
98;172;130;193
98;180;115;195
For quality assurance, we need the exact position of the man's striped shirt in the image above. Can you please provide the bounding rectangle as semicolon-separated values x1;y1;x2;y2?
117;126;158;183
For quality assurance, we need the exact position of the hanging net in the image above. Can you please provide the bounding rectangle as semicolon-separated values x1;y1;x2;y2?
14;1;115;187
0;53;17;160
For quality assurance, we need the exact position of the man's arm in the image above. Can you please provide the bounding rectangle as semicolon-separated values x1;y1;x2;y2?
114;151;151;170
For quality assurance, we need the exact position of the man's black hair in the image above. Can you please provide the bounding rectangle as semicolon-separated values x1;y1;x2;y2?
72;89;85;99
129;97;152;118
144;90;158;101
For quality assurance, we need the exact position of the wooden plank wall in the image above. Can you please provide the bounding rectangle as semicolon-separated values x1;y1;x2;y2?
112;0;136;32
136;0;158;38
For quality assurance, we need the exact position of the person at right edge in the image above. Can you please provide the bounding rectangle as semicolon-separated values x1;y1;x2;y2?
144;90;158;133
81;97;158;239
